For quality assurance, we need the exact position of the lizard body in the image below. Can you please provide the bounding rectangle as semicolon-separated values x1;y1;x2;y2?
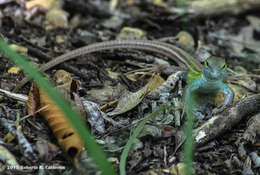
184;56;233;113
13;38;233;107
13;39;202;92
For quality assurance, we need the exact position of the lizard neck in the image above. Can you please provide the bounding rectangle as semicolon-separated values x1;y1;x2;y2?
198;73;223;91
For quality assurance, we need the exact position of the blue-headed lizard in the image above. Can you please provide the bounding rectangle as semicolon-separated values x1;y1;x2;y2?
184;56;234;115
183;56;234;175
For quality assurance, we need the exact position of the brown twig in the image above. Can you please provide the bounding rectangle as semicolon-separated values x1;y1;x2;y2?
194;94;260;146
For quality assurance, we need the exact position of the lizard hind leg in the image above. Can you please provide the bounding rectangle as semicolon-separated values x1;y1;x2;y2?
196;102;215;120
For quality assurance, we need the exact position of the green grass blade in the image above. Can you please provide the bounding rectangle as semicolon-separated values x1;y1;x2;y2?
120;105;174;175
0;39;116;175
184;93;195;175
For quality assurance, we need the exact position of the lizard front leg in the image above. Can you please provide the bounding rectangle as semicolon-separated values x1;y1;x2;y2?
213;83;234;114
220;84;234;105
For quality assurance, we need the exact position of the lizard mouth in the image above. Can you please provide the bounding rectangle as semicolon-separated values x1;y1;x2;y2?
205;76;220;81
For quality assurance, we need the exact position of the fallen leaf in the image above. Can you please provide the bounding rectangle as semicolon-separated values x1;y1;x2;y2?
36;139;59;161
26;0;55;10
9;44;28;54
83;100;105;134
106;69;120;80
0;145;19;167
147;74;165;92
168;163;195;175
3;132;15;142
87;84;126;104
26;70;86;160
176;31;195;48
56;35;68;44
45;8;69;29
107;75;164;116
26;83;40;116
7;66;21;74
39;87;83;159
154;0;163;5
138;124;162;138
117;27;147;40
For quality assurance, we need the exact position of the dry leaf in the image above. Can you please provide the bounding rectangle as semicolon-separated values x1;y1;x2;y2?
176;31;195;48
26;0;68;29
233;66;256;91
26;70;85;159
154;0;163;4
107;75;164;116
125;71;154;82
168;163;195;175
36;139;59;161
26;0;55;10
56;35;68;44
109;0;118;12
0;145;19;167
45;8;69;29
127;0;134;5
138;125;162;138
39;70;85;159
243;113;260;144
8;67;21;74
26;83;40;116
3;132;15;142
146;74;165;92
106;69;120;80
147;71;183;99
87;84;126;104
9;44;28;54
106;89;146;116
117;27;147;40
53;69;73;88
83;100;105;134
53;70;86;118
39;88;83;159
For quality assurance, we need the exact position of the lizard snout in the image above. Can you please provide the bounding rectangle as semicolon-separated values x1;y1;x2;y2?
211;70;219;78
209;69;224;81
204;69;221;81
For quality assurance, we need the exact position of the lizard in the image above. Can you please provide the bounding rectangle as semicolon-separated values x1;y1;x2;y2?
181;56;233;174
13;39;202;92
182;56;234;174
184;56;234;115
12;39;233;111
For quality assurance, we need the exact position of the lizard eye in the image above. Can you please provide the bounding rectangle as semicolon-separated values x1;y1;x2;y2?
205;61;209;67
222;64;227;69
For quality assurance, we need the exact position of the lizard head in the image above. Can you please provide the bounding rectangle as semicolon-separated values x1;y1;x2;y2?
202;56;227;81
